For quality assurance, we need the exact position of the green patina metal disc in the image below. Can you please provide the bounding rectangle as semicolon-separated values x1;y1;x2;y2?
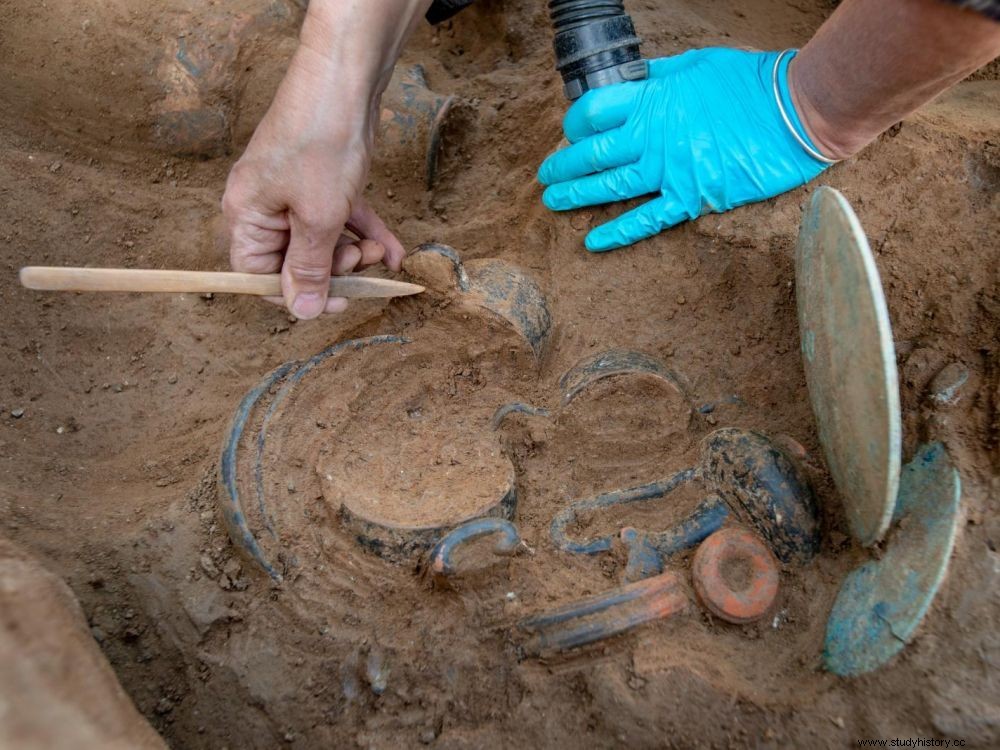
795;187;901;546
823;443;961;675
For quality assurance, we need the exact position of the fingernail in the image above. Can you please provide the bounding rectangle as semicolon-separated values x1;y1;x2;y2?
291;292;324;320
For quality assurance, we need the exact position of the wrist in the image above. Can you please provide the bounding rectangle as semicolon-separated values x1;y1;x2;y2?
772;51;839;165
787;55;870;162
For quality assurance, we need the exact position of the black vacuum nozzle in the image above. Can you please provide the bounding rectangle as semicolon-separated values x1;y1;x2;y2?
549;0;647;100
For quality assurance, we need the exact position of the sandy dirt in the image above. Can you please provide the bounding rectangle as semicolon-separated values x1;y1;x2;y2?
1;0;998;747
0;539;167;749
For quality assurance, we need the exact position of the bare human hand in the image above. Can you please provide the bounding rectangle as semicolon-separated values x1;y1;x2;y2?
222;1;430;319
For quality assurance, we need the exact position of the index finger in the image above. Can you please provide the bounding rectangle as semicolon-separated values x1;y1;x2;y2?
347;198;405;272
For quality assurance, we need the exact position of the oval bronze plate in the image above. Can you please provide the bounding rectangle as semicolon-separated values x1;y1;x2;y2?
796;187;901;546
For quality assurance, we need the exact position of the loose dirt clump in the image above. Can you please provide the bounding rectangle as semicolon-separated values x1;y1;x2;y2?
1;1;998;748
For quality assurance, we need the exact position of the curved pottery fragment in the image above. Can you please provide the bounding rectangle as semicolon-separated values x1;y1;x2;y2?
824;443;961;676
378;64;455;188
404;243;552;359
427;518;522;579
544;353;823;581
219;331;523;578
219;336;408;580
545;348;720;579
699;428;820;565
339;480;517;566
558;349;683;408
550;469;706;556
219;246;555;579
516;570;688;657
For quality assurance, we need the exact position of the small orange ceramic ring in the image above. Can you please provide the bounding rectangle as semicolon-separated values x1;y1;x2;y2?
692;527;779;624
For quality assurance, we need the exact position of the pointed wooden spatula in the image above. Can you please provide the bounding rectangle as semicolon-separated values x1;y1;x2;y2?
19;266;425;299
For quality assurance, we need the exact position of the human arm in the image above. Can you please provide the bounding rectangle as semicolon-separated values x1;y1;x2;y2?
538;0;1000;252
222;0;432;319
792;0;1000;159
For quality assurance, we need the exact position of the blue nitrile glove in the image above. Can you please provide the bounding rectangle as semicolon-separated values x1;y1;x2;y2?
538;49;834;252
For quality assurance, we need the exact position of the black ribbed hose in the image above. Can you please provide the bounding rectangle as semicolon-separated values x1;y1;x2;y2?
549;0;647;100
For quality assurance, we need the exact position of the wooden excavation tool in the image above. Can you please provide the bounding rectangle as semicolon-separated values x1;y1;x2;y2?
19;267;424;299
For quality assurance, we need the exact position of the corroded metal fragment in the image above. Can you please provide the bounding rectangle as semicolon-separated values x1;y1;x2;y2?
824;443;961;676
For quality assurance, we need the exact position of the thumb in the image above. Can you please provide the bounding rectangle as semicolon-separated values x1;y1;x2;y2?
646;50;703;79
282;210;339;320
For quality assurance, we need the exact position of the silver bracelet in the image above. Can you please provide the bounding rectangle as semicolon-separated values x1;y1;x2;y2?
772;49;839;165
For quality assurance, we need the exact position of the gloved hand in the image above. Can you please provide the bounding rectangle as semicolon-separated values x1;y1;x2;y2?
538;48;833;252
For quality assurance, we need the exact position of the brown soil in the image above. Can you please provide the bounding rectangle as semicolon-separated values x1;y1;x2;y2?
719;556;754;593
1;0;998;748
309;331;519;530
0;539;166;749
